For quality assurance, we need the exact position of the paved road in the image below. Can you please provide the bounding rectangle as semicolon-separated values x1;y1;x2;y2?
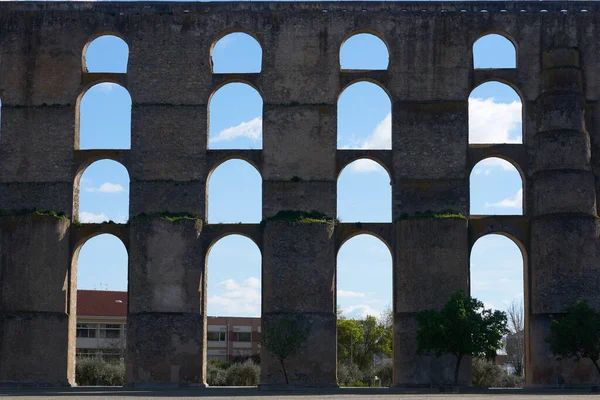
2;388;600;400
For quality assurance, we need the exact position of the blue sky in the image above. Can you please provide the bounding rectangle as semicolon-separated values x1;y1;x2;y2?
75;33;524;319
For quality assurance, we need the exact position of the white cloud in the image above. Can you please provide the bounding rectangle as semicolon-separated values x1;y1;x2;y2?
485;188;522;209
344;304;382;319
337;290;366;298
341;113;391;174
95;82;116;93
210;117;262;143
208;277;260;317
469;98;522;144
79;211;109;223
86;182;124;193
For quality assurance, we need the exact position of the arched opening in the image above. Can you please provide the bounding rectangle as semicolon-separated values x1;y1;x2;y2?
338;81;391;150
208;83;262;149
469;82;522;144
473;33;516;69
211;32;262;73
78;83;131;149
74;234;128;383
75;160;130;223
470;157;523;215
206;234;261;367
83;35;129;73
337;234;393;386
470;234;526;383
207;159;261;223
340;33;389;70
338;159;391;222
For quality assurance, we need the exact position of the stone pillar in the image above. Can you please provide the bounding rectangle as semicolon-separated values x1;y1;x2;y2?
126;217;207;387
261;221;337;387
0;215;73;386
391;102;470;386
527;41;600;385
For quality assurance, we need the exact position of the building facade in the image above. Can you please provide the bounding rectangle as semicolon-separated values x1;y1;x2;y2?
76;291;260;362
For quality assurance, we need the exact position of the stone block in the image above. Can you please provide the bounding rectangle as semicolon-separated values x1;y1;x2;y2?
533;130;591;173
129;217;204;314
260;312;337;387
530;216;600;314
129;180;205;217
263;105;336;181
394;219;469;313
392;179;468;218
262;222;335;314
262;181;336;220
538;94;585;133
0;182;73;218
532;171;596;215
126;312;207;386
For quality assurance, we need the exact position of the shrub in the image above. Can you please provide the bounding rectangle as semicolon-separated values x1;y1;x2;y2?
375;358;393;386
224;360;260;386
207;362;227;386
472;357;523;388
76;357;125;386
338;362;363;386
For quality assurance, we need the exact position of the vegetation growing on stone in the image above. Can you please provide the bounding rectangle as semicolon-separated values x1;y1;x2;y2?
396;210;467;220
263;210;335;224
132;212;200;223
0;208;69;220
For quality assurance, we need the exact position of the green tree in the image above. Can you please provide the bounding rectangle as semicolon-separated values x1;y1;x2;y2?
259;316;309;384
547;300;600;376
416;290;508;386
355;316;392;370
337;318;363;364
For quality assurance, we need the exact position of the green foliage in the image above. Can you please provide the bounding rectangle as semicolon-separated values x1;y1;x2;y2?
132;212;200;223
0;208;69;221
374;358;393;386
416;291;508;385
224;360;260;386
206;362;227;386
75;357;125;386
260;316;310;384
547;300;600;375
337;315;392;371
263;210;335;224
396;210;467;221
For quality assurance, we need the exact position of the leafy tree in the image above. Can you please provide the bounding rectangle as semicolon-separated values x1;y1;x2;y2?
337;318;363;364
259;316;309;384
355;316;392;370
416;290;509;386
547;300;600;376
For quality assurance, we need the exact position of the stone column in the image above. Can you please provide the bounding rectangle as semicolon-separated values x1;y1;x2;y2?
126;217;207;387
0;215;73;386
527;41;600;385
392;102;470;386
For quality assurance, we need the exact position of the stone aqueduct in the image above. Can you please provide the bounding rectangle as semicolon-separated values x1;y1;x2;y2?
1;0;600;388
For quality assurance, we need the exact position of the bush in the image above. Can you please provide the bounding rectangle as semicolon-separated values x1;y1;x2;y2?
76;357;125;386
338;362;363;386
207;362;227;386
472;357;523;388
224;360;260;386
375;358;393;386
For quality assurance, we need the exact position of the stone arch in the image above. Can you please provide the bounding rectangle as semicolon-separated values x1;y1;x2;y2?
472;32;517;69
470;157;523;216
337;159;391;223
76;82;132;150
82;33;129;73
206;159;262;223
210;30;262;73
337;229;392;256
208;82;263;150
340;30;390;70
469;81;523;144
71;233;129;361
73;159;130;223
337;80;391;150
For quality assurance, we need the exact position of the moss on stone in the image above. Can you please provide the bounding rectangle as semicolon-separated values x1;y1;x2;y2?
263;210;335;224
396;210;467;221
0;208;69;220
132;212;201;223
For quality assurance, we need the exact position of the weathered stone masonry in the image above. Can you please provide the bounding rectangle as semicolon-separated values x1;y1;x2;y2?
1;0;600;388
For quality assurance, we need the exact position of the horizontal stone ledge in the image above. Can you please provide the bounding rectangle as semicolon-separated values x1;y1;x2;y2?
81;72;127;90
73;149;130;172
473;68;517;91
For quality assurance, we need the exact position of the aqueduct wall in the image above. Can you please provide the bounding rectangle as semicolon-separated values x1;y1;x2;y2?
1;0;600;387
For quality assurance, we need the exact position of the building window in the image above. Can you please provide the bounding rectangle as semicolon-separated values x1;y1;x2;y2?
99;324;122;339
76;324;97;338
234;332;252;342
207;331;226;341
